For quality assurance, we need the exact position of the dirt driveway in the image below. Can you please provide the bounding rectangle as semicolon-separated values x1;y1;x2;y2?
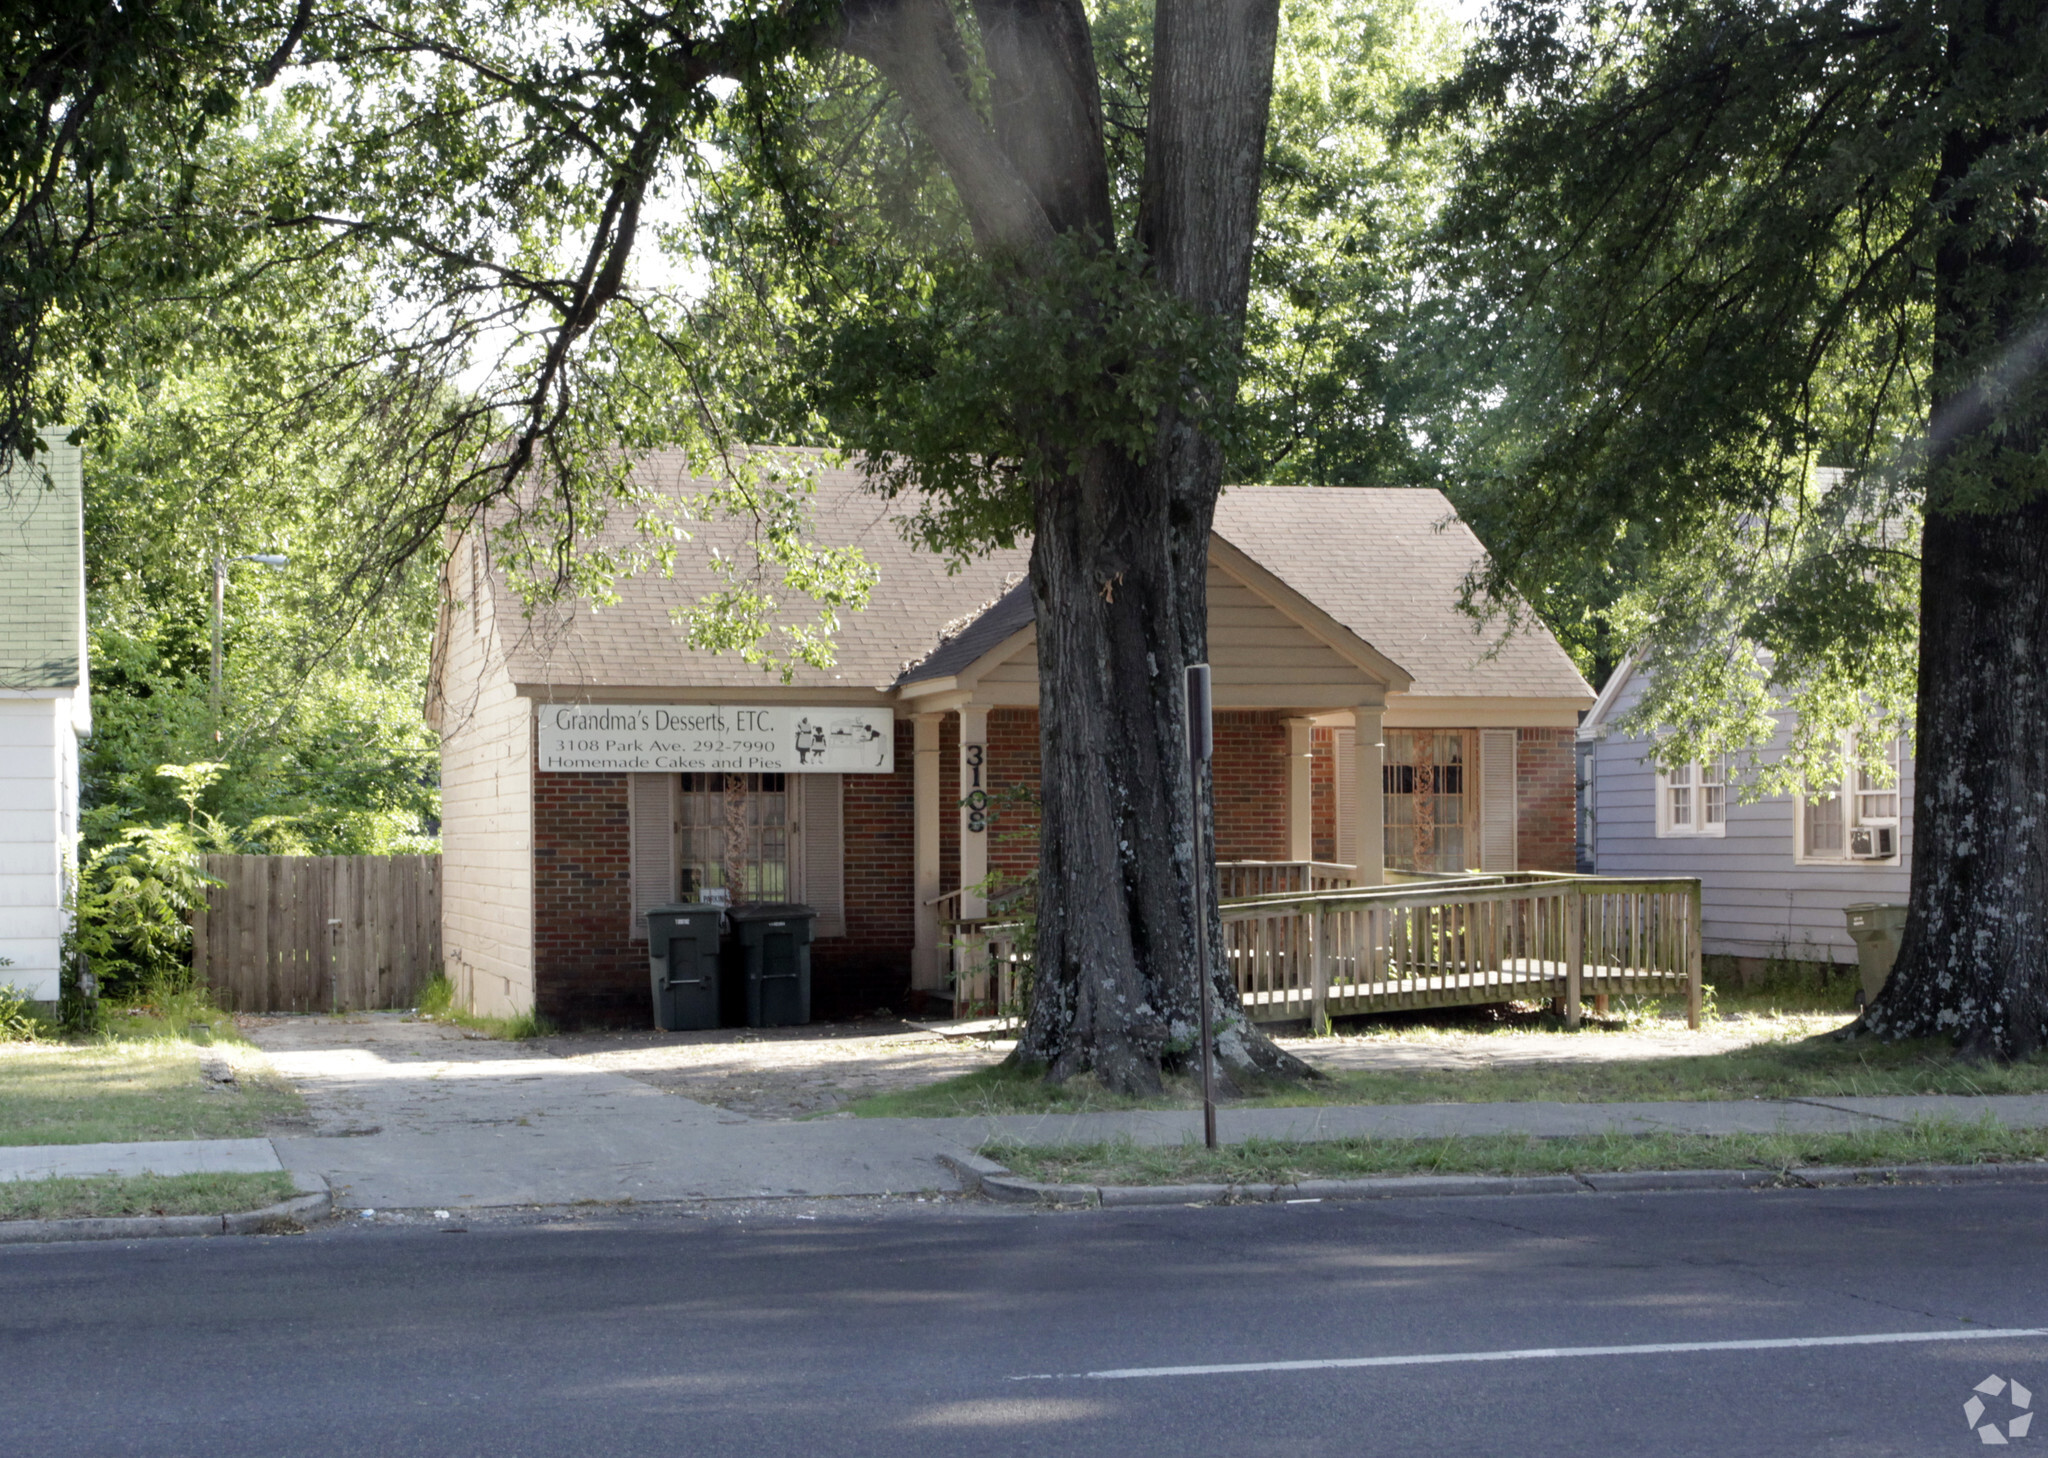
534;1019;1009;1119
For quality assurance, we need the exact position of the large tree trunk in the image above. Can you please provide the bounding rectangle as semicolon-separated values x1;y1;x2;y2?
1018;0;1309;1090
1862;3;2048;1057
842;0;1314;1090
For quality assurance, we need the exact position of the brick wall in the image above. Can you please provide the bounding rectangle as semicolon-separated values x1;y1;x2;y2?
819;717;918;1017
987;708;1042;889
1210;711;1290;861
1517;727;1577;872
531;770;642;1027
1310;727;1338;862
529;721;923;1027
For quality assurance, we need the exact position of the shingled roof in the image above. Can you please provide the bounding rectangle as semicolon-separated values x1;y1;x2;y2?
0;436;86;692
484;457;1589;704
490;451;1029;693
1210;485;1591;701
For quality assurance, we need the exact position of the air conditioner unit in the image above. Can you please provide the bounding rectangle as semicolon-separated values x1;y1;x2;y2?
1849;825;1896;860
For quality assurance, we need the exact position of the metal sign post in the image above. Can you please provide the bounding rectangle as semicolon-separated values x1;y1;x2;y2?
1186;663;1217;1150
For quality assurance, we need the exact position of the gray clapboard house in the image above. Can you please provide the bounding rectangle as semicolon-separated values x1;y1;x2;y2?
0;434;89;1002
1578;654;1912;970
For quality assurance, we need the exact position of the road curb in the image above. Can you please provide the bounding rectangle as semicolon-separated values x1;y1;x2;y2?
0;1172;334;1245
939;1155;2048;1208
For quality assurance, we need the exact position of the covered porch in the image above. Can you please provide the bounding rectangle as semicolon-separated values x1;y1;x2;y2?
896;540;1416;1000
945;868;1704;1031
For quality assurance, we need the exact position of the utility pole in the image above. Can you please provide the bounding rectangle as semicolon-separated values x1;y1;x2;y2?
1186;662;1217;1150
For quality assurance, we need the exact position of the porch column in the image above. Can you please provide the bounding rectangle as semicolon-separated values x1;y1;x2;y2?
912;711;944;991
1351;703;1385;886
1284;716;1314;863
958;705;990;919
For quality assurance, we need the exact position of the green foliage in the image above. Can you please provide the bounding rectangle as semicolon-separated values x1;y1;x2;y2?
1232;0;1469;489
0;977;54;1042
1419;0;2048;764
69;823;218;1000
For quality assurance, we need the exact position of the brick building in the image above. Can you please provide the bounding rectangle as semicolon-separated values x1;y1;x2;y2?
428;455;1593;1025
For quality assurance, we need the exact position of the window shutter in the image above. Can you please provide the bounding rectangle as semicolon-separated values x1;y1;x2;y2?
628;772;676;941
1480;729;1518;871
1334;729;1357;869
797;774;846;938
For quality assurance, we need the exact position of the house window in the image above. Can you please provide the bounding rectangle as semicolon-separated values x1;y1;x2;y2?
1656;759;1726;837
1798;737;1902;863
678;772;789;900
1383;730;1469;874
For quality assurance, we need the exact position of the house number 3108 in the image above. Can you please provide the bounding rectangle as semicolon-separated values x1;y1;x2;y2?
964;744;988;833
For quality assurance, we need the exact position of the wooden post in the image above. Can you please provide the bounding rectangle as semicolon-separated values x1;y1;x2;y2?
1687;879;1704;1029
1350;703;1385;886
1311;904;1329;1034
911;712;944;993
1284;716;1315;863
1564;887;1583;1029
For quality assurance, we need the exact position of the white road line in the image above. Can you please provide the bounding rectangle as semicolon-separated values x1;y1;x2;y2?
1013;1327;2048;1382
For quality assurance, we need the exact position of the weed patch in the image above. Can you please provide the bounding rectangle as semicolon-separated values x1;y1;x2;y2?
985;1117;2048;1187
413;976;554;1040
0;1170;298;1221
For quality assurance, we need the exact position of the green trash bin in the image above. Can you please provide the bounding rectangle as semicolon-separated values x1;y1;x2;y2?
646;903;726;1031
725;903;814;1027
1844;902;1909;1007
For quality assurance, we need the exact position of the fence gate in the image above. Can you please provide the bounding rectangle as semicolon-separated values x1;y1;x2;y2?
190;855;442;1013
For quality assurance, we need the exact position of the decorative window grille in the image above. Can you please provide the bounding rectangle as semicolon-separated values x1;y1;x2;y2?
678;772;789;900
1383;730;1469;874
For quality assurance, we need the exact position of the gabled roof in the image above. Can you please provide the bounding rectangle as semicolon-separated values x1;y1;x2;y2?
1210;486;1591;701
0;434;86;692
472;460;1591;706
484;451;1029;693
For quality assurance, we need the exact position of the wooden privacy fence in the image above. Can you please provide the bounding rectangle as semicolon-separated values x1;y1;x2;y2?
190;855;442;1013
1221;872;1702;1029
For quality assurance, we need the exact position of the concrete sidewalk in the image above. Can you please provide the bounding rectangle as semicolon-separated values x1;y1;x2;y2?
0;1139;284;1184
13;1092;2048;1210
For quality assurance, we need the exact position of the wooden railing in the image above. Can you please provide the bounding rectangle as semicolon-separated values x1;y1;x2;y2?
929;870;1703;1031
1221;873;1702;1029
1216;860;1359;898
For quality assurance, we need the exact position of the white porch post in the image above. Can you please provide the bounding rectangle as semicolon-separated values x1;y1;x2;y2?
958;705;990;919
912;711;944;992
1351;703;1385;886
1284;716;1314;863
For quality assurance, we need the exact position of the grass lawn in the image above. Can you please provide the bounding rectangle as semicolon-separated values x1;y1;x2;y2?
848;1001;2048;1118
0;1170;300;1221
985;1118;2048;1187
0;988;304;1147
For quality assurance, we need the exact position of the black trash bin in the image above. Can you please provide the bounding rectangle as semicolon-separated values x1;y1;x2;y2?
725;903;814;1027
646;903;726;1031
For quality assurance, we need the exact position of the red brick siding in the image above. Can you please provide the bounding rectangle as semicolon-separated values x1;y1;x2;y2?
1517;727;1576;872
1311;727;1337;862
987;708;1042;889
529;721;921;1027
531;770;643;1028
1209;711;1289;861
817;717;917;1017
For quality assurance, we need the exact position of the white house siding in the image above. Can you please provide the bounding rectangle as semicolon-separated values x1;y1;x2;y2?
0;695;79;1000
1586;671;1912;965
435;535;534;1017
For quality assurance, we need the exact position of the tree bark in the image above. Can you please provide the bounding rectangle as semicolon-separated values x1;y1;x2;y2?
1862;0;2048;1057
838;0;1313;1090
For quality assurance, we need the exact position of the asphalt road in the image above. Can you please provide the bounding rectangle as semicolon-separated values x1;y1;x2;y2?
8;1184;2048;1457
